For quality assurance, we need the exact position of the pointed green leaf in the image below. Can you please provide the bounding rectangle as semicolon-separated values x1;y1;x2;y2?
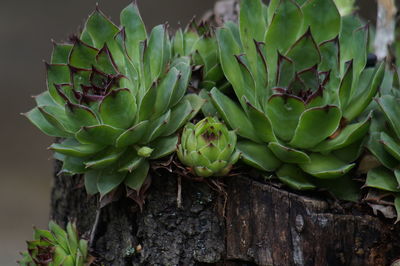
183;93;205;121
300;153;355;179
85;9;119;48
366;167;400;192
97;170;126;196
150;135;178;159
69;39;98;68
46;64;71;105
59;156;87;175
99;88;137;129
301;0;341;43
144;25;167;83
51;42;73;64
266;94;305;141
239;0;267;73
268;142;310;164
344;61;385;122
339;60;353;109
65;103;99;132
237;140;281;171
85;148;124;169
124;160;150;191
376;94;400;138
367;132;399;169
84;170;101;195
277;164;316;190
162;100;193;137
153;67;180;117
116;120;149;148
50;139;104;157
210;88;260;142
290;105;341;149
245;101;277;143
120;3;147;65
265;0;303;81
312;115;370;152
381;132;400;161
319;37;339;74
169;59;191;107
24;107;71;138
286;29;321;71
76;124;124;145
144;110;171;143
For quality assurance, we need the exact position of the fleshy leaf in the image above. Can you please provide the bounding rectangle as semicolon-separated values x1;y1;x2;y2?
366;167;400;192
97;170;126;196
65;103;99;132
381;132;400;161
311;115;370;152
376;94;400;138
300;153;355;179
150;135;178;159
367;132;399;169
84;170;101;195
301;0;341;44
50;139;104;157
99;88;137;129
290;105;341;149
245;100;277;143
115;120;149;148
124;160;150;191
236;141;281;171
266;94;305;142
276;164;316;190
210;88;260;142
51;42;73;64
268;142;311;164
76;124;124;145
161;100;193;137
24;108;71;138
85;8;120;49
265;0;303;81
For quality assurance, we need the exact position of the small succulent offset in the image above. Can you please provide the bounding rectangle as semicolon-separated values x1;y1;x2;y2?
177;117;239;177
172;20;226;91
24;3;203;197
18;221;89;266
210;0;384;197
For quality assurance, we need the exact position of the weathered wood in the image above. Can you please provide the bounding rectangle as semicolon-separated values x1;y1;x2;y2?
225;177;400;266
51;159;400;265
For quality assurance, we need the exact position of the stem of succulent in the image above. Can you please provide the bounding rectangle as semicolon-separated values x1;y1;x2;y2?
89;207;102;250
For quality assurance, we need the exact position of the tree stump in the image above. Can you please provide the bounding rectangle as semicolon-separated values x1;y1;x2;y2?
51;159;400;266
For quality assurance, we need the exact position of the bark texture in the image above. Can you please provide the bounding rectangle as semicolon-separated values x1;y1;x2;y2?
51;159;400;266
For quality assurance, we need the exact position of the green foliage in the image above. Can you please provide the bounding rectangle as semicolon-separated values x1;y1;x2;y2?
177;117;240;177
24;3;203;197
18;221;89;266
366;69;400;219
210;0;385;199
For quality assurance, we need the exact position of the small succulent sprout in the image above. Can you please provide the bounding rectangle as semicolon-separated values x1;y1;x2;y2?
18;221;89;266
210;0;385;199
177;117;240;177
24;3;204;198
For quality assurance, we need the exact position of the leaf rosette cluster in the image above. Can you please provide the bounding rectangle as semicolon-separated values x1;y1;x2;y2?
209;0;385;198
25;4;203;196
18;221;88;266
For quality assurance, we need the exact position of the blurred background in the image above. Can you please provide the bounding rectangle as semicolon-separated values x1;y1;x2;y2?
0;0;376;264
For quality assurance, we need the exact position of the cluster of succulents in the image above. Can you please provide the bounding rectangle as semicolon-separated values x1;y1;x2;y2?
25;0;400;220
18;221;89;266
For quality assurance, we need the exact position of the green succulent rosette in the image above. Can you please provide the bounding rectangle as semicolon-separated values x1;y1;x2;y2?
177;117;240;177
210;0;385;199
18;221;89;266
24;4;203;197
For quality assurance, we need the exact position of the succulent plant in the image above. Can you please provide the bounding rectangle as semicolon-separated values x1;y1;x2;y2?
333;0;357;16
365;70;400;220
24;3;203;197
18;221;89;266
210;0;385;198
177;117;239;177
172;20;227;91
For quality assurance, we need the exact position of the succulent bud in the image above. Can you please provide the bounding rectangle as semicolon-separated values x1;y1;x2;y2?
177;117;240;177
